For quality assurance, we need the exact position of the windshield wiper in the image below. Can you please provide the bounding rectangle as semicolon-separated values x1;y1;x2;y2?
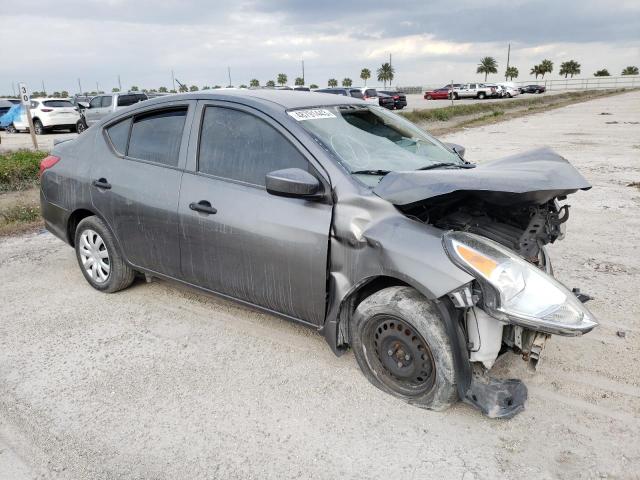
351;169;391;175
417;162;476;171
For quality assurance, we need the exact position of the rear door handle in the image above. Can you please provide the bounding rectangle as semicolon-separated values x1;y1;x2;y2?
92;178;112;189
189;200;217;215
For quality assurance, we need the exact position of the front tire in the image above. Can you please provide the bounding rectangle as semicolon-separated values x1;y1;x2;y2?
477;92;486;99
6;124;17;134
76;119;87;134
350;286;458;411
74;216;135;293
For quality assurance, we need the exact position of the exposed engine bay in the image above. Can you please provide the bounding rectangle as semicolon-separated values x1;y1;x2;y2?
399;196;570;262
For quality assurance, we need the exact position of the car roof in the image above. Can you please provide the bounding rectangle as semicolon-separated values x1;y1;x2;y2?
137;89;365;110
33;98;75;102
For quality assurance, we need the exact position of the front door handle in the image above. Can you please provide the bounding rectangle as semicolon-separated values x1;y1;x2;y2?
189;200;217;215
92;178;112;189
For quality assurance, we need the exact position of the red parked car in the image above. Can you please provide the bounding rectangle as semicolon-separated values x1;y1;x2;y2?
424;88;451;100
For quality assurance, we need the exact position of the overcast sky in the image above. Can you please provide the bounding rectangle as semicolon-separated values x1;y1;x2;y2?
1;0;639;94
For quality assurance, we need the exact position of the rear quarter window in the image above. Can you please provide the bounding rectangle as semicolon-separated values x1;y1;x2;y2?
106;118;132;155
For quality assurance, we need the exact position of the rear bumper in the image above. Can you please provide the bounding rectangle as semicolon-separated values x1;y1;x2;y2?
42;115;80;127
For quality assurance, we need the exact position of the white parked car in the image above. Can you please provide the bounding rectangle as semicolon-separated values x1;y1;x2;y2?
452;83;495;99
498;83;520;98
13;98;80;134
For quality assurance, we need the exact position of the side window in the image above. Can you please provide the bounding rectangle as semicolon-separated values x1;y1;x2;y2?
102;96;113;108
30;101;39;109
106;117;131;155
117;94;144;107
127;108;187;166
198;106;308;186
89;96;102;108
365;89;377;97
350;89;364;99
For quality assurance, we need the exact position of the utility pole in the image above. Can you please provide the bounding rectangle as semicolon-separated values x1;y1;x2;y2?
96;81;100;94
118;74;122;91
12;82;16;96
41;80;46;95
171;69;176;92
505;43;511;81
389;53;392;86
228;66;232;87
302;59;305;85
78;78;82;95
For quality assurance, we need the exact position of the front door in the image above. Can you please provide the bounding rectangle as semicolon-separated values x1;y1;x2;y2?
178;102;332;325
90;101;195;277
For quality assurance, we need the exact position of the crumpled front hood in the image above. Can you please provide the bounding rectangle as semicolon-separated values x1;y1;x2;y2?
373;147;591;206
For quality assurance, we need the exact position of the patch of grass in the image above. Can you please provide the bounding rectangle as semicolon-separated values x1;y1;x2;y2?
0;203;42;236
0;149;48;192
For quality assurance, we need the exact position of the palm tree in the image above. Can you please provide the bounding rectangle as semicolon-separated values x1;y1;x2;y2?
530;65;543;79
539;59;553;78
112;87;120;93
60;90;69;97
594;69;610;77
328;78;338;87
376;63;395;87
294;77;304;86
130;86;139;91
266;80;275;87
249;79;260;88
622;66;639;75
309;84;318;89
342;78;353;87
559;60;581;78
158;86;168;93
505;66;519;80
189;85;199;91
202;85;211;90
277;73;288;86
476;57;498;81
179;84;188;92
360;68;371;86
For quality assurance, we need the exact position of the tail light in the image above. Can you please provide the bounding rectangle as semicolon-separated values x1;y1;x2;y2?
41;108;54;112
39;155;60;176
393;95;399;99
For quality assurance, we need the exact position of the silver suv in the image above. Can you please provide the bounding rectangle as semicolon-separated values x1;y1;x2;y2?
79;92;147;130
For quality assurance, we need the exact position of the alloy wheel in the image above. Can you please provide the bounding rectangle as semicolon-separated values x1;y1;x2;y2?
79;229;110;283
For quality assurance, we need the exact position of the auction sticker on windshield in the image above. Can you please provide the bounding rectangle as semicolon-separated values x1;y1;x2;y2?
288;109;337;121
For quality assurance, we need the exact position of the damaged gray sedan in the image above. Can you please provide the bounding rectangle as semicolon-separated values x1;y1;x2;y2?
40;90;597;418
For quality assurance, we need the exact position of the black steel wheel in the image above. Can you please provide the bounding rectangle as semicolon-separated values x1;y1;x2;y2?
350;286;458;411
364;315;436;396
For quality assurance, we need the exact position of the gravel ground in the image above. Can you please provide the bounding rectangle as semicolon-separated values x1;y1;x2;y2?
0;91;639;479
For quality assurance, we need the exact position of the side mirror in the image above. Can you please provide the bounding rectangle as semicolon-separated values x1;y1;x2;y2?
266;168;322;199
444;142;466;159
78;102;89;109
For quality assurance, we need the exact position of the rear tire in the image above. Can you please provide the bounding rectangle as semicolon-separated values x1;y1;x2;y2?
33;119;45;135
478;92;486;99
350;286;458;411
74;216;135;293
76;119;87;134
6;124;16;134
453;93;459;100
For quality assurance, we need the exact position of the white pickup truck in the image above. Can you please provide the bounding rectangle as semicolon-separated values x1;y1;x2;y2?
452;83;495;100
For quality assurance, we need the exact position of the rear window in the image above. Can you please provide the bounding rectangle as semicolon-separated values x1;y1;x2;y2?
127;108;187;166
117;94;147;107
42;100;74;108
349;89;364;99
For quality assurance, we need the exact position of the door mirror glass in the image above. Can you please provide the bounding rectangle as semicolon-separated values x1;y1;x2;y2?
265;168;321;198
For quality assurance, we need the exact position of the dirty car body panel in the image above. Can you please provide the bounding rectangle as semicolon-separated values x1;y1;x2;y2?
40;90;597;418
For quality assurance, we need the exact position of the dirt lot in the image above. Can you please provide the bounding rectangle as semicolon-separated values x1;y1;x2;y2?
0;91;639;479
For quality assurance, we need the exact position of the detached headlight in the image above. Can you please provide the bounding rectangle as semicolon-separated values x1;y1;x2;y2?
443;231;597;336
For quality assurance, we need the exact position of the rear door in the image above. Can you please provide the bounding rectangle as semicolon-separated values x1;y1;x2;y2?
90;100;196;277
178;101;333;325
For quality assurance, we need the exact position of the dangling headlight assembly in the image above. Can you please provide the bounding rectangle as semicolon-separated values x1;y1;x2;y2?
443;231;597;336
